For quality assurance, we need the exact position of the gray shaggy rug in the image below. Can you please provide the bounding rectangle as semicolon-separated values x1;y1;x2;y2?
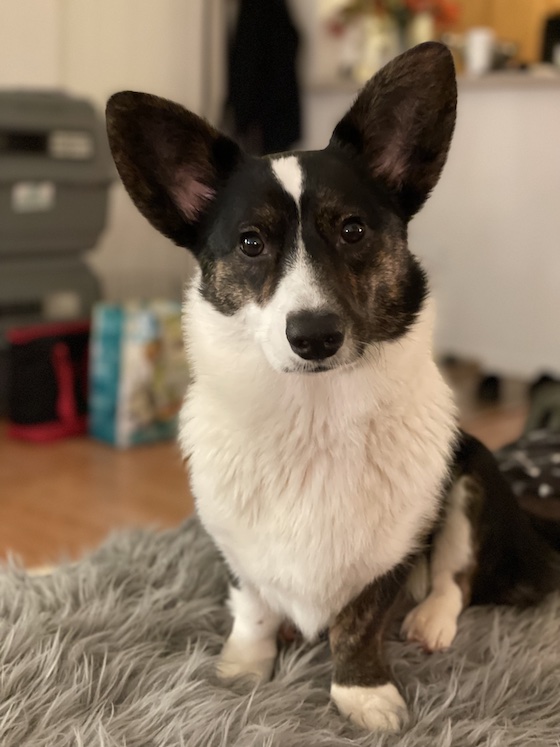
1;519;559;747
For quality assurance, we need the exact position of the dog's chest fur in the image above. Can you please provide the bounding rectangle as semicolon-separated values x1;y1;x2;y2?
180;285;457;639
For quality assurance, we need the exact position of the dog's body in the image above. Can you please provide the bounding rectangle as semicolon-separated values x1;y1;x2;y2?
181;282;455;642
106;43;559;733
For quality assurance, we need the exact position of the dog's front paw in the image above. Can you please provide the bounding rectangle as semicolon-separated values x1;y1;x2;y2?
401;595;458;652
331;682;408;732
216;635;277;684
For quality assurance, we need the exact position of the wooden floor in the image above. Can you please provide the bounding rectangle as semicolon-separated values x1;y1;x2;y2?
0;424;194;567
0;365;528;568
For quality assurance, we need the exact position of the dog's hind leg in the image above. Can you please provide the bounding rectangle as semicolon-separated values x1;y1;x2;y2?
330;563;410;732
217;585;282;684
402;476;475;652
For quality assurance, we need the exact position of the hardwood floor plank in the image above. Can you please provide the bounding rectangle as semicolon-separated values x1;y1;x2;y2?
0;422;194;567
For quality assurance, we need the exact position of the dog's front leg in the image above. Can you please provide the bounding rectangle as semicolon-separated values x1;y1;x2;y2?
329;565;409;732
217;585;282;684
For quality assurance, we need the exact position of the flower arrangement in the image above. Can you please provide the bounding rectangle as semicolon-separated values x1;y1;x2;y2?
326;0;460;36
320;0;460;83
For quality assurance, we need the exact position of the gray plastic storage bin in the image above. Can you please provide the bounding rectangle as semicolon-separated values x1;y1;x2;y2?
0;90;114;256
0;90;112;416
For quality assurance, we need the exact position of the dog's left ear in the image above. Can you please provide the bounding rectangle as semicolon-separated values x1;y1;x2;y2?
329;42;457;219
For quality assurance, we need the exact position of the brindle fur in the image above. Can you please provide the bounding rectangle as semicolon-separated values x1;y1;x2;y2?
299;158;429;343
451;474;482;607
329;562;410;688
452;432;559;608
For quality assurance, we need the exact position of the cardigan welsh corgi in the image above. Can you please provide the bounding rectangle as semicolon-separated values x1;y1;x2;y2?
106;43;559;732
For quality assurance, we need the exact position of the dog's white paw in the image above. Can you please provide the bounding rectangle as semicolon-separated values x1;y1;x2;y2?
331;682;408;732
216;635;276;684
401;595;458;652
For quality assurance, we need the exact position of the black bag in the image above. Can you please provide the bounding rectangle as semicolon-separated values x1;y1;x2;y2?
7;320;90;441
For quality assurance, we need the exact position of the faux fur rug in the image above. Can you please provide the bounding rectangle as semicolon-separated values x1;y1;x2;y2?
1;519;559;747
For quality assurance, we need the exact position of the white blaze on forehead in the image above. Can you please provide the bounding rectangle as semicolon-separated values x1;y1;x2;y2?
270;155;327;311
271;156;303;205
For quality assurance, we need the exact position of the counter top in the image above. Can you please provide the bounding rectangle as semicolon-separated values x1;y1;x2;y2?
460;68;560;89
306;68;560;94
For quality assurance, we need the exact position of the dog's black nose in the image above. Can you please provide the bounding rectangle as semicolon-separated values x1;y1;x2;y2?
286;311;344;361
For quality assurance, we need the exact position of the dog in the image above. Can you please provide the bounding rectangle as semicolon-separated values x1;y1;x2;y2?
106;42;559;732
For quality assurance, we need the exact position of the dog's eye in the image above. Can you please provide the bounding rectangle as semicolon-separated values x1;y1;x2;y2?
341;219;365;244
239;231;265;257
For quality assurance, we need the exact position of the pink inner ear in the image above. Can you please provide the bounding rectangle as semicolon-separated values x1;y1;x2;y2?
171;167;215;222
371;100;417;188
373;136;409;187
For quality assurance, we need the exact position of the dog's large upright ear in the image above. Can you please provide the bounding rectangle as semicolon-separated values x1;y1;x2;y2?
330;42;457;220
106;92;242;249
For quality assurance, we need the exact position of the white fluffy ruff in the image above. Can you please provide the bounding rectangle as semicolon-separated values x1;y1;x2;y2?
1;520;559;746
181;284;457;639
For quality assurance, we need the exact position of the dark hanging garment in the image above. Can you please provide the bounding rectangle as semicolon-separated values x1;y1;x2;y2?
224;0;301;155
542;14;560;63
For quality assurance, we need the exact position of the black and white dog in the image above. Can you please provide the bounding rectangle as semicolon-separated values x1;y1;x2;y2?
106;43;559;732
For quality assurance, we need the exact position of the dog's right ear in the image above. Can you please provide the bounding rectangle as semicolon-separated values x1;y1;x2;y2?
106;92;242;250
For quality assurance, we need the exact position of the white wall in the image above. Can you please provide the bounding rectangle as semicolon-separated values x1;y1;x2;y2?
59;0;205;111
60;0;210;299
0;0;221;299
0;0;60;87
410;79;560;378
